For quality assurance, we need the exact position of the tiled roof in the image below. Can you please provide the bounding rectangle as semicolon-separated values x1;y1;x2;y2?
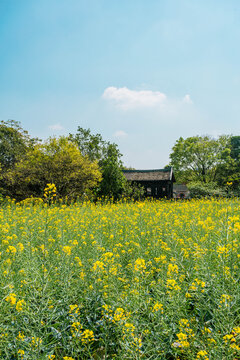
123;168;175;181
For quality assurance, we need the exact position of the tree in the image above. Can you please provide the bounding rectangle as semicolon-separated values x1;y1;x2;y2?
97;143;126;199
70;127;126;199
169;135;231;183
0;120;35;170
69;127;105;161
230;136;240;162
5;137;102;200
215;135;240;189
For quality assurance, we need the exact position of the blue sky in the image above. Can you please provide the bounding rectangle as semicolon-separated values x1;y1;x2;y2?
0;0;240;168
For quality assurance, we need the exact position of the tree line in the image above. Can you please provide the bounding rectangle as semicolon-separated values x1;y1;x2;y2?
169;135;240;197
0;120;239;200
0;120;143;201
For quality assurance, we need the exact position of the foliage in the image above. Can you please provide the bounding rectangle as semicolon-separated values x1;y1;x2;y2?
70;127;125;200
1;199;240;358
69;127;105;162
122;181;145;201
97;144;126;200
187;181;227;198
230;136;240;162
0;120;38;196
208;136;240;190
170;135;231;183
2;120;240;201
0;120;36;170
5;136;102;200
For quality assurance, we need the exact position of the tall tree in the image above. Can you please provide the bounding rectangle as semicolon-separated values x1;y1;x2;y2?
69;127;105;161
230;136;240;162
70;127;126;199
0;120;35;170
98;143;126;199
215;136;240;188
169;135;231;183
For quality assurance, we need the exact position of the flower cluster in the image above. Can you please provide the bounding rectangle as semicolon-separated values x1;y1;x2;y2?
0;198;240;358
44;183;57;202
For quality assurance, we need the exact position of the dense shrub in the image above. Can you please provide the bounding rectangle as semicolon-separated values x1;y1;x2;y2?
188;181;227;198
122;181;145;201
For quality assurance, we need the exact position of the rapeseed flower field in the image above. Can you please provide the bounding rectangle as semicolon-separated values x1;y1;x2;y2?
1;198;240;359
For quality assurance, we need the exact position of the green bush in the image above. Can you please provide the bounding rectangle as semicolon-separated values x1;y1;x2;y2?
122;181;145;201
188;181;227;198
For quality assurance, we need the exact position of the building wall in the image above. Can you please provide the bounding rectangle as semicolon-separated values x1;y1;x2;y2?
131;180;173;199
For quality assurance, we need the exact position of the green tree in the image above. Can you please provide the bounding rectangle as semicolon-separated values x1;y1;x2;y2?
230;136;240;162
215;135;240;189
97;143;126;199
70;127;126;199
0;120;35;170
69;127;105;161
5;136;102;200
169;135;231;183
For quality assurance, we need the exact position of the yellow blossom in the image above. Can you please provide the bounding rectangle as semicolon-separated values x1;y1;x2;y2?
62;246;72;255
134;258;146;272
16;299;26;312
6;293;17;305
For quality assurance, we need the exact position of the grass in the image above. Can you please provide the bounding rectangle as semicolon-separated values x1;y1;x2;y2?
1;198;240;359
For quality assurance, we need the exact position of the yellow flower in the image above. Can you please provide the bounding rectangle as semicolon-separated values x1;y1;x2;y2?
18;349;24;358
152;302;163;313
219;294;232;307
113;307;126;322
124;322;135;336
81;329;95;344
177;332;188;341
69;304;80;315
16;299;26;312
167;263;178;277
196;350;209;359
133;336;142;351
31;336;42;347
166;279;181;291
62;246;72;255
17;243;24;252
71;321;82;336
6;293;17;305
6;245;17;255
93;260;104;271
17;332;25;341
134;258;146;272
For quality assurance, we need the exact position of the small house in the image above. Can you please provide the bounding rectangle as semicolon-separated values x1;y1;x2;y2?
123;167;176;199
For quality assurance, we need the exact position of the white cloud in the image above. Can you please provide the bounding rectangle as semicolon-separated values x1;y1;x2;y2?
113;130;128;138
183;94;193;104
103;86;167;109
48;123;64;131
103;86;193;110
